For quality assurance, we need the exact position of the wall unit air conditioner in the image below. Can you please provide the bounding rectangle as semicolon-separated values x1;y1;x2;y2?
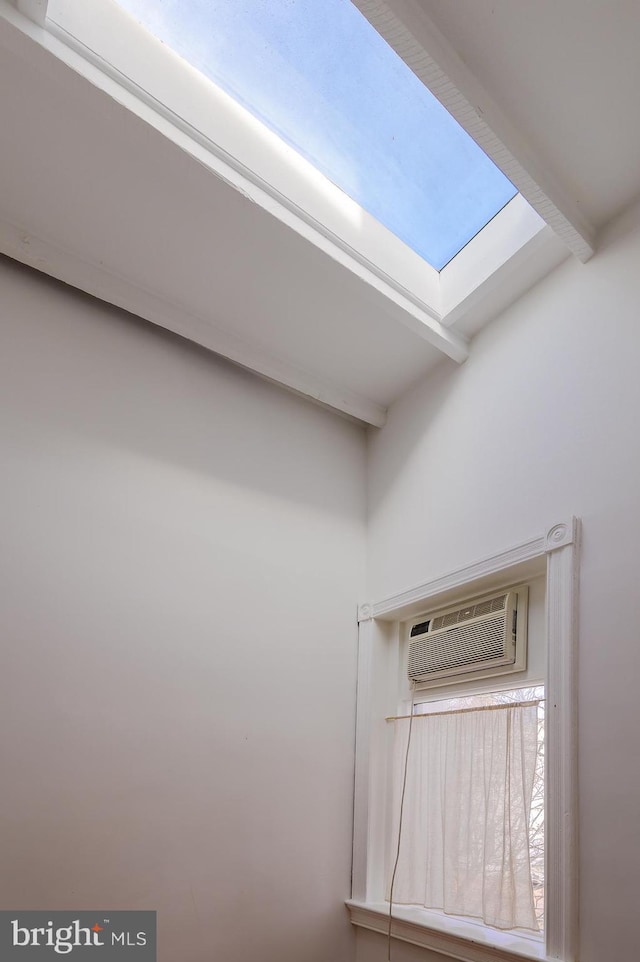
407;587;528;689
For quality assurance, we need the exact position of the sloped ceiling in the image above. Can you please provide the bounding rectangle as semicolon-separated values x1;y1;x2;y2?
1;0;639;424
420;0;640;228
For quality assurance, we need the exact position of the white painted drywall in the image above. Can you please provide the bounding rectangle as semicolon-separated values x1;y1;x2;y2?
0;257;366;962
363;197;640;962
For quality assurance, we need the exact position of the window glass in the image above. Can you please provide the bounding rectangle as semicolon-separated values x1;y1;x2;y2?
389;686;545;932
114;0;517;270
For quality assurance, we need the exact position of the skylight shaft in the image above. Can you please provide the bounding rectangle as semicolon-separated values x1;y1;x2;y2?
114;0;517;269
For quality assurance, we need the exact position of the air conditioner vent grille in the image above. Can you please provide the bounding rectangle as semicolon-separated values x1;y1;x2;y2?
430;594;506;631
405;587;529;689
408;613;511;678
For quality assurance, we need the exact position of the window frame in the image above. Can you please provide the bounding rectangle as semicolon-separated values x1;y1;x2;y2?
15;2;563;355
41;0;549;346
348;518;579;962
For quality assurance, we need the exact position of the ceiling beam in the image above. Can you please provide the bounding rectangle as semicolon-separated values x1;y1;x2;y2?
353;0;596;262
0;216;388;427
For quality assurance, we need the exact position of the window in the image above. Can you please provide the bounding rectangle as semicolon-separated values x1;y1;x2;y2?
43;0;550;368
111;0;517;271
348;520;579;962
385;585;545;944
388;686;545;935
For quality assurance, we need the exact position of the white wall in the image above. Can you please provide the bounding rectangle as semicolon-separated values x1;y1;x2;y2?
363;198;640;962
0;257;366;962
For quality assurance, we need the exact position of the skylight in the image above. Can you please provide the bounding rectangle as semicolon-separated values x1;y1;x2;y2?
113;0;517;271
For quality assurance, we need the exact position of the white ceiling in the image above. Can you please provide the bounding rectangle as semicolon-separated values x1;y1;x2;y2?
1;0;639;424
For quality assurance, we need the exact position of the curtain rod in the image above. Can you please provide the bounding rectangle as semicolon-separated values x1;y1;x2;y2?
386;698;543;722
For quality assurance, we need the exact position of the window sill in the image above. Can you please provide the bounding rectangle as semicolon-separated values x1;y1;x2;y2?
346;900;548;962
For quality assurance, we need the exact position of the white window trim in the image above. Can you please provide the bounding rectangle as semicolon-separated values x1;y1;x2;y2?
349;518;580;962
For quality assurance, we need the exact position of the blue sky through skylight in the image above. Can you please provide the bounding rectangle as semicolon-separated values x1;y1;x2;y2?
116;0;517;270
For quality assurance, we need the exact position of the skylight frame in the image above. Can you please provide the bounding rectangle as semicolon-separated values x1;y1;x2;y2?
41;0;550;352
45;0;441;312
109;0;518;273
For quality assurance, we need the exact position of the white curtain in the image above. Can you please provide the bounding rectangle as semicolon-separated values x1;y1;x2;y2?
389;703;539;931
